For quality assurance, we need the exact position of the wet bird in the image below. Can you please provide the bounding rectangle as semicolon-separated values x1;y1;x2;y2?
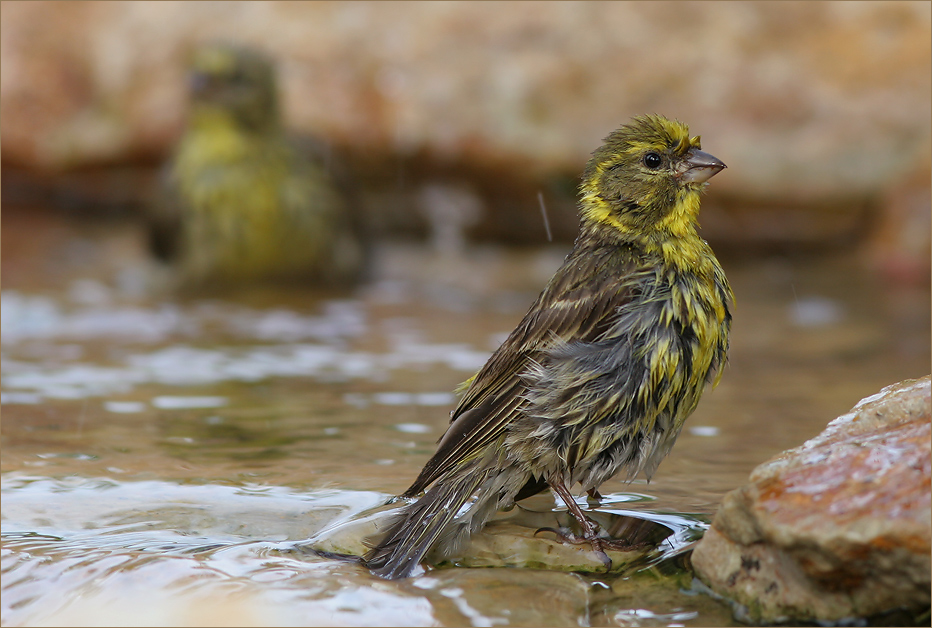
365;115;733;579
149;43;366;288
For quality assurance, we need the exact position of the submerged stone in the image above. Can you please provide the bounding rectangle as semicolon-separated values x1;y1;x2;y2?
437;504;688;574
692;376;931;624
305;493;703;576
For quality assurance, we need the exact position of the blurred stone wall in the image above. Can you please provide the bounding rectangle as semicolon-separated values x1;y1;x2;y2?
2;1;929;272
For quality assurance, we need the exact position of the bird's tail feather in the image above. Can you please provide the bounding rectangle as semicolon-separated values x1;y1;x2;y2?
365;462;502;579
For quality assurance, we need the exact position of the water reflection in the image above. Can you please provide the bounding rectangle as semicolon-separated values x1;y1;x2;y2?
1;290;492;402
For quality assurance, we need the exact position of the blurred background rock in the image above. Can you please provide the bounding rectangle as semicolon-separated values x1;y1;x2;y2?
2;0;929;280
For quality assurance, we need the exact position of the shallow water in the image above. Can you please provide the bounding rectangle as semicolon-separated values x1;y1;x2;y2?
2;206;929;626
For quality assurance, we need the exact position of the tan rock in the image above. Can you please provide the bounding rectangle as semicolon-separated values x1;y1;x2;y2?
309;493;697;575
692;376;931;623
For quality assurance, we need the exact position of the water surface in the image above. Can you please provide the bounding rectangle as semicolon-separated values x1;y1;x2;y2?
2;206;929;625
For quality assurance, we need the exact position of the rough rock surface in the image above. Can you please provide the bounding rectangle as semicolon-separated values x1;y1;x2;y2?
692;376;931;624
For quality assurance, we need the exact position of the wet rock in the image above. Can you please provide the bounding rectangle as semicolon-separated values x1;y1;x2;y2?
692;376;931;624
437;503;684;574
307;493;703;575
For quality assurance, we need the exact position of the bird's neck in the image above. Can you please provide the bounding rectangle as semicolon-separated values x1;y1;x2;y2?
179;109;281;166
578;189;711;272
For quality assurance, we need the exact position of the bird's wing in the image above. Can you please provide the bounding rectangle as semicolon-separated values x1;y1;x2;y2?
404;245;641;495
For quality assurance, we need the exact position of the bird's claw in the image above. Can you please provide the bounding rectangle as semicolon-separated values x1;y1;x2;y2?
534;526;587;544
597;538;652;552
534;526;615;571
594;548;613;570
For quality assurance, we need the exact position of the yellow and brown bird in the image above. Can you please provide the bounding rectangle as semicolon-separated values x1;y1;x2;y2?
149;43;366;288
365;115;733;579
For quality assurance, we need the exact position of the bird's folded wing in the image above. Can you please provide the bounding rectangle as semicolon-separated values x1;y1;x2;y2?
404;254;641;495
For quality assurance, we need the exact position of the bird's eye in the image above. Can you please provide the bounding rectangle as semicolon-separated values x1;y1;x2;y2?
643;152;662;169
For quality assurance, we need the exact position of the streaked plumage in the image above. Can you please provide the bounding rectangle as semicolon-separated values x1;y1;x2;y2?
150;43;366;288
366;115;733;579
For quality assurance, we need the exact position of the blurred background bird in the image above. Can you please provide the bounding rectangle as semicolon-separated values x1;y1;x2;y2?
365;115;733;579
148;42;367;290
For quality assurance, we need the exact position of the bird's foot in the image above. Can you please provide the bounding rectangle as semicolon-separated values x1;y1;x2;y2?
534;526;588;544
534;526;613;569
534;526;651;554
548;478;616;571
597;538;652;552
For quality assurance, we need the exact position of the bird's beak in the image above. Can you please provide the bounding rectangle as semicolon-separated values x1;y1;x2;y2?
679;148;726;184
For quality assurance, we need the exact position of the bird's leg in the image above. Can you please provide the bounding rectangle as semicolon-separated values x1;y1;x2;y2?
548;478;612;569
586;488;603;504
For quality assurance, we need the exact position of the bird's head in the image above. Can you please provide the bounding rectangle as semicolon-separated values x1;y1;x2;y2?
579;115;725;240
186;43;280;132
